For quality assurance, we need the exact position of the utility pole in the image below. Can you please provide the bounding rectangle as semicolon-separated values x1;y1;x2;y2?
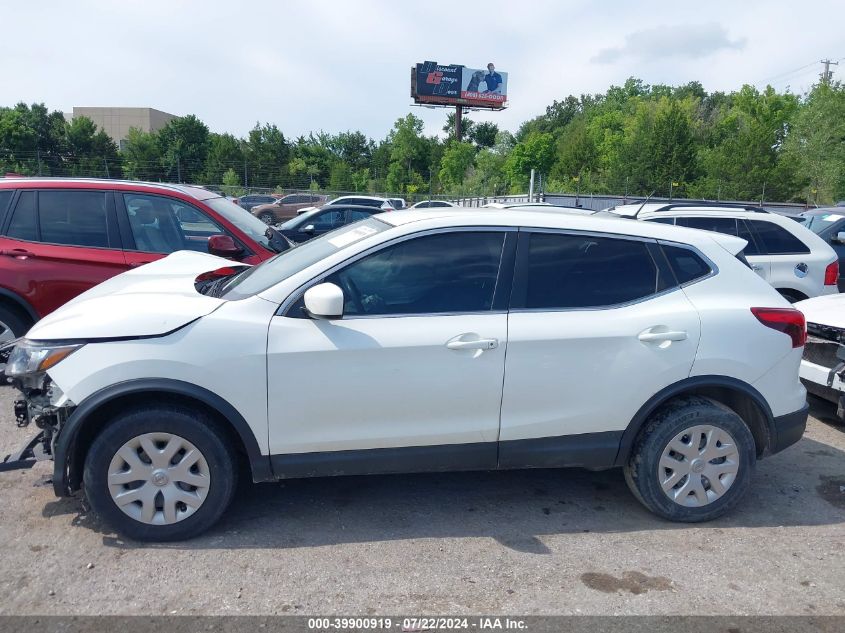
455;106;463;142
820;59;839;84
103;156;110;179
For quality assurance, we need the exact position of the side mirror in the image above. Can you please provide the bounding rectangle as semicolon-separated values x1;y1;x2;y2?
208;234;243;258
834;231;845;244
301;224;315;234
303;283;344;320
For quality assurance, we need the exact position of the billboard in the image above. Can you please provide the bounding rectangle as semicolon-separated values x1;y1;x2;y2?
412;61;508;109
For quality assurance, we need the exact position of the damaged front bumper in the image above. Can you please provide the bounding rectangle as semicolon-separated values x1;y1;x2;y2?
0;340;76;475
0;429;52;472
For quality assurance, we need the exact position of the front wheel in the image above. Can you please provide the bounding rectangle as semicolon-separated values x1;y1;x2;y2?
83;405;237;541
624;396;756;522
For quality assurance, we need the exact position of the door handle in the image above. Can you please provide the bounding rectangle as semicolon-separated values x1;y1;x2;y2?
0;249;35;259
751;264;764;272
128;261;149;268
638;329;688;343
446;337;499;351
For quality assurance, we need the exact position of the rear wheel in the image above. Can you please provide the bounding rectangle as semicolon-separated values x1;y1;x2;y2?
258;211;275;225
624;396;756;522
83;405;237;541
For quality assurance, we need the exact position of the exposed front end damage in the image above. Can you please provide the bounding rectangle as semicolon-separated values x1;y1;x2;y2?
0;341;76;473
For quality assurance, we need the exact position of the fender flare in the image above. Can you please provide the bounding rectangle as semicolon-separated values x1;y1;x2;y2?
53;378;274;496
613;375;775;466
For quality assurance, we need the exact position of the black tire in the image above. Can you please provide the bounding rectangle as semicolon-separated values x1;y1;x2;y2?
623;396;756;522
777;289;806;304
258;211;275;225
83;405;237;541
0;303;32;340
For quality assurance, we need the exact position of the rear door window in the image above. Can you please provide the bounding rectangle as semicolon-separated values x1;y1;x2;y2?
518;232;660;309
39;190;109;248
748;220;810;254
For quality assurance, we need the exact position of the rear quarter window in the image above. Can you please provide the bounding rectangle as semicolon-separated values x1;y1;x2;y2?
661;244;713;284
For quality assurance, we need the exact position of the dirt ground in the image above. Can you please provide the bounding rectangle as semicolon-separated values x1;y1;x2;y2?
0;386;842;616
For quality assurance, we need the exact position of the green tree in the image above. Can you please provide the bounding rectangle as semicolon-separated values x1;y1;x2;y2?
157;114;210;183
64;115;121;178
386;114;428;193
0;102;67;175
783;82;845;204
442;112;475;142
438;142;476;190
204;133;244;185
470;122;499;148
221;168;244;197
122;127;164;181
505;132;555;190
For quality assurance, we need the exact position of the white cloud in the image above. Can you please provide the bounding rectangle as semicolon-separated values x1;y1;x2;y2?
592;23;746;64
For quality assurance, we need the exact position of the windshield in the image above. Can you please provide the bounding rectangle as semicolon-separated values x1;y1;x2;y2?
222;217;390;299
804;212;845;234
205;197;273;249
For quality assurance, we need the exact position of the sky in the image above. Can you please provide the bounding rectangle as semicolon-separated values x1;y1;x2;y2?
1;0;843;141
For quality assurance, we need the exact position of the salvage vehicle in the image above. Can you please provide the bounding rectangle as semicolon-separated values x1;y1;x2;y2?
796;293;845;419
0;208;809;541
606;202;839;302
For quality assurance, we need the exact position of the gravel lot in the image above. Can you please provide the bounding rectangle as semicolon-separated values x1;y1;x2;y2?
0;385;842;616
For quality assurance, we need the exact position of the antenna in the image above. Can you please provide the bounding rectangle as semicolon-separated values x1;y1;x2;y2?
632;191;657;218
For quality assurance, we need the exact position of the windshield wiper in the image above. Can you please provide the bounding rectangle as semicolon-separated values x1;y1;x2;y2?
195;268;249;297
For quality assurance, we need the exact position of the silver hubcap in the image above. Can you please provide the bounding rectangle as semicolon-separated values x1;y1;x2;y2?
658;425;740;507
0;320;16;344
107;433;211;525
260;214;273;225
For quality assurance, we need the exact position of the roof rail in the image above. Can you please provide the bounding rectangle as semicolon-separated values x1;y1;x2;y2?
653;202;769;213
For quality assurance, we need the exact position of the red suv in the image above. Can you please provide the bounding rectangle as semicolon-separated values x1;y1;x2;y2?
0;179;285;340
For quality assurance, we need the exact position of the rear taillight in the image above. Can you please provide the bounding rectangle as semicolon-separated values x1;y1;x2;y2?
750;307;807;348
824;260;839;286
383;206;394;212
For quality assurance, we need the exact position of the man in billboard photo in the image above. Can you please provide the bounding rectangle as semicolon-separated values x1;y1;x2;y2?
483;62;503;93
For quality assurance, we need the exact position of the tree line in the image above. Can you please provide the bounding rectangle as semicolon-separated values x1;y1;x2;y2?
1;77;843;204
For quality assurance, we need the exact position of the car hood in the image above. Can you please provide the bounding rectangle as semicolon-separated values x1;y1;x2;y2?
28;251;240;341
796;293;845;328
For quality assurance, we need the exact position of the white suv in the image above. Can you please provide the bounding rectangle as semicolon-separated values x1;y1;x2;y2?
1;209;809;540
606;203;839;301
